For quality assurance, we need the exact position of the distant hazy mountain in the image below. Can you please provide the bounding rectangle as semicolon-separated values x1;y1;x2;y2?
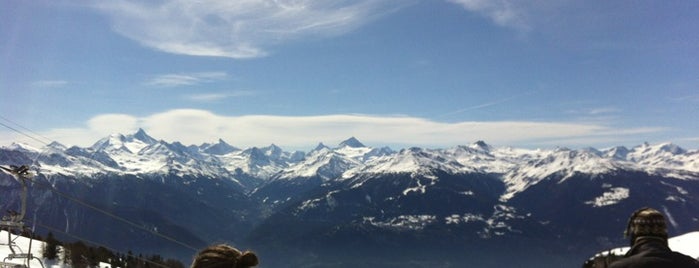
1;130;698;267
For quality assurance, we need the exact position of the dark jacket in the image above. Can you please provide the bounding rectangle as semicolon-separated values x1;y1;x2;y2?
609;236;699;268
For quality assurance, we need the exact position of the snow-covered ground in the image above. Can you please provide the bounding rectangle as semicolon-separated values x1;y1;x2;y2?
0;230;62;268
0;230;116;268
4;229;696;268
596;231;699;259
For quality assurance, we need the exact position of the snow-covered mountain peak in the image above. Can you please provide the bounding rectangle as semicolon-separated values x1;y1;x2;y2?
499;147;623;201
604;146;630;160
470;140;492;152
278;149;359;180
47;141;67;150
625;142;699;177
335;145;374;160
634;142;686;156
90;133;132;153
307;145;333;156
3;129;698;194
5;142;40;153
312;142;330;152
131;128;158;144
264;144;283;158
89;130;160;156
201;138;239;155
338;137;365;148
345;147;463;177
5;142;26;150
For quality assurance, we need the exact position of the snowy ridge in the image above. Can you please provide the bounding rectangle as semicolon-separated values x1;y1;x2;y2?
343;147;465;178
277;147;361;180
2;130;698;200
498;148;625;201
3;132;699;267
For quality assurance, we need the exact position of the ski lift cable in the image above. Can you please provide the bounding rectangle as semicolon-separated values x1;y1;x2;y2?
23;176;199;252
0;118;56;171
0;121;200;253
0;116;53;145
31;221;173;268
0;121;50;147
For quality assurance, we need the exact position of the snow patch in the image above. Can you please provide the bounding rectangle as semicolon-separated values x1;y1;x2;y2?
363;215;436;231
662;206;679;229
585;187;629;207
298;190;339;211
445;213;484;224
402;175;438;195
666;195;686;202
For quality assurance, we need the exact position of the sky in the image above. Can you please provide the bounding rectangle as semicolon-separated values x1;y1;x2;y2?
1;0;698;151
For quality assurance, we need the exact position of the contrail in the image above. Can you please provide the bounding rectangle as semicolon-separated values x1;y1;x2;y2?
440;90;538;117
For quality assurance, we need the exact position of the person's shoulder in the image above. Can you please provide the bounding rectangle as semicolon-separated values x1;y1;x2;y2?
669;251;699;267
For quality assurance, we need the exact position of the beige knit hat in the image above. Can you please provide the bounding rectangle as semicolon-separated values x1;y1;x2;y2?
624;207;668;243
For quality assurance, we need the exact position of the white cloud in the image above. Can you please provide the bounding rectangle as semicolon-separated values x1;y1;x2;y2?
145;72;228;87
185;91;257;102
93;1;400;58
566;106;622;118
1;109;669;151
447;0;531;31
587;107;621;115
31;80;69;88
6;114;144;148
86;114;140;135
670;94;699;103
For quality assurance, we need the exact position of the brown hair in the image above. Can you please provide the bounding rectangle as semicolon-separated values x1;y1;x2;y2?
190;244;259;268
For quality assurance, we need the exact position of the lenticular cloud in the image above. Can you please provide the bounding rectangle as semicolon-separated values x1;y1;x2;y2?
93;0;397;58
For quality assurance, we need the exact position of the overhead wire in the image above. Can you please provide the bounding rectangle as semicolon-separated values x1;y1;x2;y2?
0;116;55;169
31;221;173;268
0;115;53;145
25;176;199;252
0;119;201;257
0;121;51;146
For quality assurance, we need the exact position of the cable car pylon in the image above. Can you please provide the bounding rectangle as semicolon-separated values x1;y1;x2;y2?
1;165;44;268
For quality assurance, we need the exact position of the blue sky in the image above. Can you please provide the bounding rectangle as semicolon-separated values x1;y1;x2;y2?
1;0;698;151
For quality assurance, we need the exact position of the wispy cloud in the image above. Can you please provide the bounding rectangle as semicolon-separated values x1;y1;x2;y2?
145;72;228;87
587;107;621;115
670;94;699;103
441;96;518;117
441;91;537;117
184;91;257;102
31;80;69;88
564;106;622;124
683;137;699;142
92;1;401;58
13;109;668;150
447;0;532;31
567;107;621;116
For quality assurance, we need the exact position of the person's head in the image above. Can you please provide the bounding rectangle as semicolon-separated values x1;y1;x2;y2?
624;207;668;245
191;244;259;268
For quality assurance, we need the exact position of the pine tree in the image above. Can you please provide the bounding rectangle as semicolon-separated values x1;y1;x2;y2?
42;232;60;260
68;241;90;268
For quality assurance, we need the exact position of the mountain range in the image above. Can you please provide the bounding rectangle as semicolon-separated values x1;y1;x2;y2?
1;129;698;267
